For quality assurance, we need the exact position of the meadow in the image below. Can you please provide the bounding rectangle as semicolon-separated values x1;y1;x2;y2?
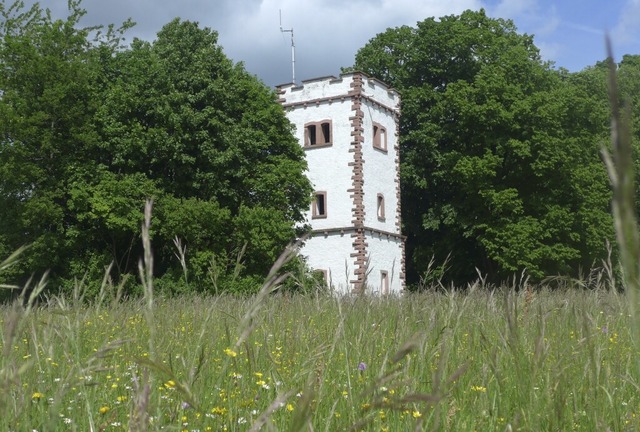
1;274;639;431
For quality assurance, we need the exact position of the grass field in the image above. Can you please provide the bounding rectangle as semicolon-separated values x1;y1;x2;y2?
1;281;639;431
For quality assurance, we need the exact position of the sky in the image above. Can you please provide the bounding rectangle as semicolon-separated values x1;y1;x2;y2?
20;0;640;87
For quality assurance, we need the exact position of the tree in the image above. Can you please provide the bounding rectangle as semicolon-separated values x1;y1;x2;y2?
0;3;312;295
90;19;312;293
348;10;615;285
571;55;640;218
0;0;123;290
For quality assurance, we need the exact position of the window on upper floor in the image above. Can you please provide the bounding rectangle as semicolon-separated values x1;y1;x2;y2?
305;120;332;147
373;122;387;152
377;193;385;221
312;191;327;218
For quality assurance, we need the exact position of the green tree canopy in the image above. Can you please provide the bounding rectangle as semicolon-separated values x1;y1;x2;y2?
349;9;615;285
0;2;312;295
92;19;311;291
0;0;114;286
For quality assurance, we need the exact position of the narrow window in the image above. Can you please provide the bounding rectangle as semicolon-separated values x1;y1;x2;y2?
380;270;389;295
377;193;385;221
312;191;327;218
320;122;331;144
373;122;387;151
304;121;332;147
305;124;317;146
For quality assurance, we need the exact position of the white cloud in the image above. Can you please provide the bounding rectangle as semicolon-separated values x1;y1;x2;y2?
535;40;562;65
492;0;537;18
612;0;640;45
24;0;635;84
536;5;560;36
218;0;483;84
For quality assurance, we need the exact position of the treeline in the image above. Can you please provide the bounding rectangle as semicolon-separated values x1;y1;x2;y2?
0;3;637;295
0;1;313;297
348;10;640;286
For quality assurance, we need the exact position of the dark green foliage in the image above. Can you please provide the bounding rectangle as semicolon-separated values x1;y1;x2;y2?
349;10;617;285
573;55;640;207
93;19;312;293
0;2;312;296
0;1;107;291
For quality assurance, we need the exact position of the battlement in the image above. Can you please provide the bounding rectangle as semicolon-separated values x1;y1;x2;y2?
277;72;400;113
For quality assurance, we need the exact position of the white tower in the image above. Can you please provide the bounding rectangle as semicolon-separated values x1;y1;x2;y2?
277;73;405;294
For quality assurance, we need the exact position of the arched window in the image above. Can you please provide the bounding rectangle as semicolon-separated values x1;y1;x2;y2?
377;193;385;221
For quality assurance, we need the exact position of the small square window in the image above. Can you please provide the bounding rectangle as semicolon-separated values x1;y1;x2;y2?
380;270;389;295
377;193;385;221
373;122;387;151
305;120;332;147
312;191;327;219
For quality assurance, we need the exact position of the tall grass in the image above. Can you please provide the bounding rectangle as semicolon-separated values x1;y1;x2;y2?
0;281;639;431
602;40;640;368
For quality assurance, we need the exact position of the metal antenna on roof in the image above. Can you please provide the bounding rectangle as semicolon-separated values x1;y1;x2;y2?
279;9;296;84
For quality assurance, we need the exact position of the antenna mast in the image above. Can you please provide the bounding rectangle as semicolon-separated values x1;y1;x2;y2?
279;10;296;84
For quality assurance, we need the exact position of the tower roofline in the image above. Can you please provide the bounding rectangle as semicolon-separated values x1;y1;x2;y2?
276;72;400;115
275;71;399;99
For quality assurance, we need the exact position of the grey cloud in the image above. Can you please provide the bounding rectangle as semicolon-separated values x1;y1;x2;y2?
21;0;634;87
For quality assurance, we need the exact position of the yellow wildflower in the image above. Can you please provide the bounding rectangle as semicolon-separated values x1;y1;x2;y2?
224;348;237;357
211;406;227;415
99;406;110;414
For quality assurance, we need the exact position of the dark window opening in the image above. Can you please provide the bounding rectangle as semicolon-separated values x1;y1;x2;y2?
312;192;327;218
321;122;331;143
377;193;385;221
306;124;317;145
305;121;332;147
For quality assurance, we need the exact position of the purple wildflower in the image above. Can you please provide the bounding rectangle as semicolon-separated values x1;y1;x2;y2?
358;362;367;371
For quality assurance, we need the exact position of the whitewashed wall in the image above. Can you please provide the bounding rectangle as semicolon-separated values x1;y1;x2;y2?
302;233;355;291
361;99;399;233
279;74;403;294
364;232;404;294
286;98;353;229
